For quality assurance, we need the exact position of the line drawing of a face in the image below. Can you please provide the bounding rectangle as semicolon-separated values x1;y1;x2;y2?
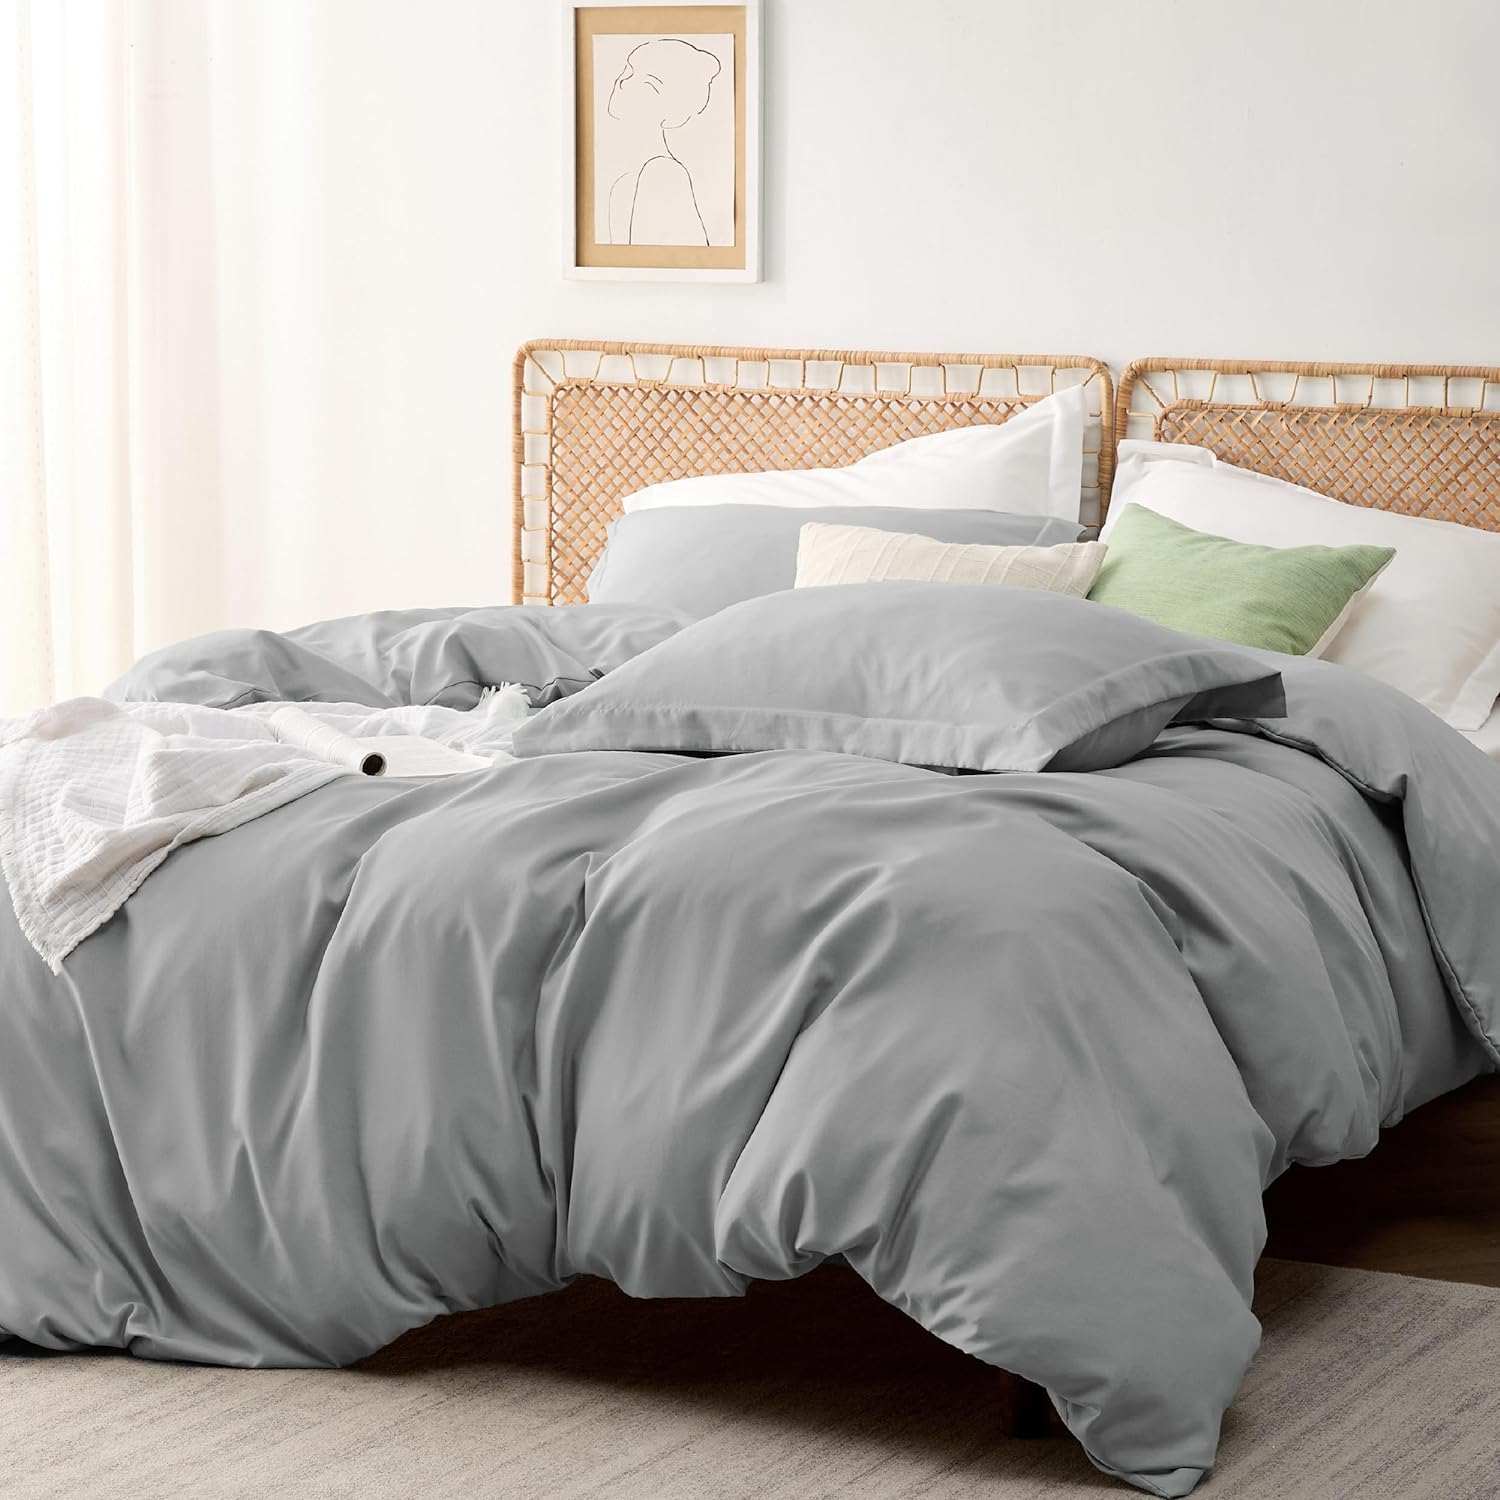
602;37;724;247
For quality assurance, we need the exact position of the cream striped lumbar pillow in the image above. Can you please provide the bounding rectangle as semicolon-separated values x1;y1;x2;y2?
794;521;1107;597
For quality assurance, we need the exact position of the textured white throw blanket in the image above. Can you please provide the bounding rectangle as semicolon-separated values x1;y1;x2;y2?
0;691;527;972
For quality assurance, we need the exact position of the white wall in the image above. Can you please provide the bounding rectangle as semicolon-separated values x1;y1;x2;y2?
146;0;1500;640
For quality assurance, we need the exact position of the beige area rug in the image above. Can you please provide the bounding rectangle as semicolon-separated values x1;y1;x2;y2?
2;1258;1497;1499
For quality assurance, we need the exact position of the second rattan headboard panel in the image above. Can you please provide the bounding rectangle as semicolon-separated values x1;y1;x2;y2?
514;341;1114;605
1115;358;1500;531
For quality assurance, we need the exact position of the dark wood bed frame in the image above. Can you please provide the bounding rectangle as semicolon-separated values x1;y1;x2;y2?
1264;1074;1500;1286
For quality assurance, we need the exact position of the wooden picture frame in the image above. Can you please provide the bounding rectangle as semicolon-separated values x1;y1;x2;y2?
562;0;762;282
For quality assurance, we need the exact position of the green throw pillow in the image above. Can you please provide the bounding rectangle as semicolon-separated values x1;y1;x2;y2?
1089;505;1395;656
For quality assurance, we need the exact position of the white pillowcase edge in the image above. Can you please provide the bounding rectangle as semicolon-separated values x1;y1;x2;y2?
620;383;1088;522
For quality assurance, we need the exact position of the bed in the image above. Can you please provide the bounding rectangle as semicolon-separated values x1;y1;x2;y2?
2;341;1499;1500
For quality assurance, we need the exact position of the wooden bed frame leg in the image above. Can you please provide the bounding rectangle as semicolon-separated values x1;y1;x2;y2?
996;1371;1059;1437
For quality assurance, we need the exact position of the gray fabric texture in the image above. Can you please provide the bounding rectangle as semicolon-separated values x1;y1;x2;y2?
4;599;1497;1499
515;584;1288;774
587;504;1085;617
104;602;691;710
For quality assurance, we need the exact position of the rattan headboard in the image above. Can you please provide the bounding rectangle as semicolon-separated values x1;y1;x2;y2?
1115;358;1500;531
513;340;1114;606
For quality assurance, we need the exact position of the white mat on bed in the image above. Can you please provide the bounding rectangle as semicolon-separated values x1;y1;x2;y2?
0;692;526;973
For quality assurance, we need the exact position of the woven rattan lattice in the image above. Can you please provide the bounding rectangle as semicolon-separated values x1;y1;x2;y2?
1115;358;1500;531
514;341;1113;605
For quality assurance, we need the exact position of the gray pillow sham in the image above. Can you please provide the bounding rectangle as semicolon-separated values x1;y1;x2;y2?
587;504;1085;618
513;583;1287;774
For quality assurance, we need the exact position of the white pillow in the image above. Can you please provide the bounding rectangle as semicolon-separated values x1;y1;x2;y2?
621;384;1087;522
794;521;1106;597
1106;441;1500;731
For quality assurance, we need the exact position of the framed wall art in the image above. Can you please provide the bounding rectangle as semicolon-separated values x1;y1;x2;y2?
563;0;762;282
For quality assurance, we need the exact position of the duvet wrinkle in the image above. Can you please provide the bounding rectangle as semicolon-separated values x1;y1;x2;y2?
1137;734;1425;1129
282;844;450;1344
135;1197;334;1366
865;1090;964;1290
290;840;381;1050
1050;863;1271;1293
1012;762;1401;1170
222;1133;294;1279
59;987;191;1351
1237;721;1498;1066
536;868;601;1285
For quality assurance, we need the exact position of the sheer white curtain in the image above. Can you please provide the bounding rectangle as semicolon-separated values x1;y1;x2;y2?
0;0;294;716
2;1;142;714
3;2;503;718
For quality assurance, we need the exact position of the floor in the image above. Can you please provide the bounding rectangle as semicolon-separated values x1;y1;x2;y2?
4;1257;1500;1499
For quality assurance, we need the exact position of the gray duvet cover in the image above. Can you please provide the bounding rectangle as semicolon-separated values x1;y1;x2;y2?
3;599;1498;1497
